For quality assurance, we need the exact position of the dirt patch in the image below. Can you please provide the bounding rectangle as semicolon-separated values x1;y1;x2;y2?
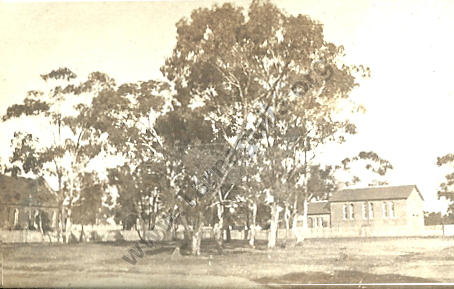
4;238;454;287
255;270;440;288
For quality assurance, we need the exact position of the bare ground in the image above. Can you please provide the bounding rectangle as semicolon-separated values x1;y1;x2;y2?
2;237;454;288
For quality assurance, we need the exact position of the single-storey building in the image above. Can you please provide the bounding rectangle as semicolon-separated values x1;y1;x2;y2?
307;201;330;228
306;185;425;236
0;175;58;231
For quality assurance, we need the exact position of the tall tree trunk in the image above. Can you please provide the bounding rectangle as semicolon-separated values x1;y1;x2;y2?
56;174;63;243
284;204;291;243
302;198;308;228
65;207;72;244
191;229;202;256
244;210;249;241
191;213;203;256
38;212;45;242
291;186;300;241
150;196;158;230
226;225;231;243
268;203;281;249
180;214;192;250
79;224;85;242
292;213;303;243
292;196;308;244
142;218;146;240
58;205;64;243
249;202;257;248
214;203;224;254
142;217;147;240
298;197;309;243
167;216;177;241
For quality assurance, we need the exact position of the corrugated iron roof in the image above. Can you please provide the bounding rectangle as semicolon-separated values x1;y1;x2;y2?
307;201;330;215
329;185;422;202
0;175;57;208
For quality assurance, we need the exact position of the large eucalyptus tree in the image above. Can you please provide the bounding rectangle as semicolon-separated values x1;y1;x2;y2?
161;0;367;248
3;68;115;243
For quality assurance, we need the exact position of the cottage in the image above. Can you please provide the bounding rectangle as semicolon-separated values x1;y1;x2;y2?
0;175;58;231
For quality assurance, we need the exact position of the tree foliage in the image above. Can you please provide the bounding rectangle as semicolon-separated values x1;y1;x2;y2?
337;151;394;187
159;0;370;248
2;67;116;242
1;1;396;252
436;153;454;211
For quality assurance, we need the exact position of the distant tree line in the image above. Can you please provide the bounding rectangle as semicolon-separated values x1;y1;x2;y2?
424;212;454;226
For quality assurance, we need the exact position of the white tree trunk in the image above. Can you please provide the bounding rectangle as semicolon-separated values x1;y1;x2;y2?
292;196;309;244
296;198;309;244
38;212;45;242
249;202;257;248
267;203;281;249
142;218;147;241
214;203;224;254
302;198;308;229
191;221;203;256
65;207;72;244
58;206;64;243
284;204;291;241
180;215;191;249
79;225;88;242
51;210;57;230
292;214;301;241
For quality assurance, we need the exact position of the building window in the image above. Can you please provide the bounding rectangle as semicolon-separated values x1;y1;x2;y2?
308;217;313;228
343;204;348;220
318;217;323;227
349;203;355;219
389;202;395;218
362;202;367;219
369;203;374;219
382;202;388;218
13;208;19;227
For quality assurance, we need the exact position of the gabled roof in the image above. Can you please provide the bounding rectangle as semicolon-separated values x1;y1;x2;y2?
307;201;330;215
0;175;57;208
329;185;423;202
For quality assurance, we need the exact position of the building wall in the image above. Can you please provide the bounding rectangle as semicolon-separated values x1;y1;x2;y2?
330;199;408;231
406;188;425;232
307;214;330;228
302;224;454;238
0;205;58;230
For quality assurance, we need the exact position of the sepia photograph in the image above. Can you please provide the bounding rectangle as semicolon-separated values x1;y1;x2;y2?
0;0;454;288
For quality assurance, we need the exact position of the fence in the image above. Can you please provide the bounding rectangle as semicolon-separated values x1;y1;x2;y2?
2;225;454;243
297;224;454;238
422;224;454;237
0;230;45;243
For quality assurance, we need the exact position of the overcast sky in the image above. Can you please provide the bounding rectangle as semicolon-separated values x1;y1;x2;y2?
0;0;453;212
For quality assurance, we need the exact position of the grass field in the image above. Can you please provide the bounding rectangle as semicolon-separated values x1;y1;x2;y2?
2;237;454;288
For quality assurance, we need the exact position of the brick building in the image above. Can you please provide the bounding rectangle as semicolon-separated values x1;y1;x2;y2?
307;201;330;228
306;185;425;237
0;175;58;231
